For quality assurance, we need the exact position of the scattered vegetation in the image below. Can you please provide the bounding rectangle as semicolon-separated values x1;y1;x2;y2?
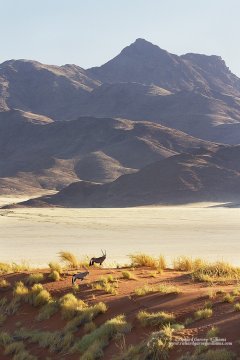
173;256;206;272
59;293;87;320
194;308;213;320
223;293;235;303
234;302;240;312
58;251;79;269
135;283;180;296
192;261;240;283
129;253;167;270
92;275;119;295
49;270;60;282
137;310;175;327
48;261;63;274
0;331;37;359
122;271;137;280
0;261;30;275
36;300;59;321
71;315;131;356
206;326;219;338
179;348;236;360
26;273;44;285
0;279;10;288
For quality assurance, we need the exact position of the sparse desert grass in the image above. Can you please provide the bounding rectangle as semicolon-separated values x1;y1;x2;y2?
92;275;119;295
207;289;217;299
206;326;219;339
179;348;236;360
122;271;137;280
129;254;158;268
194;308;213;320
149;271;157;278
158;255;167;270
25;284;52;307
26;272;44;285
135;283;180;297
13;281;29;299
117;324;174;360
36;300;59;321
173;256;206;272
0;261;30;275
223;293;235;303
58;251;79;269
71;314;131;356
64;302;107;333
15;327;73;353
59;293;86;320
192;261;240;283
0;314;6;326
84;321;96;334
0;279;11;288
48;261;63;274
5;298;21;315
0;331;37;360
234;302;240;311
137;310;175;327
49;270;60;281
232;287;240;296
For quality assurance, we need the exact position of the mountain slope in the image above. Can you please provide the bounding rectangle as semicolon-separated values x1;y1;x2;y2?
0;113;214;194
0;59;100;119
18;146;240;208
88;38;240;96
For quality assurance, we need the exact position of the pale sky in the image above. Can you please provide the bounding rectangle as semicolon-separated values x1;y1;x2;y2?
1;0;239;75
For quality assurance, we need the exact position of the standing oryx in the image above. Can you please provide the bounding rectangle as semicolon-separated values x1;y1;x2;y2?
89;250;106;266
72;267;89;285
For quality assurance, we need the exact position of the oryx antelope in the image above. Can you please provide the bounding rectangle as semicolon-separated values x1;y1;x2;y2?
72;267;89;285
89;250;106;266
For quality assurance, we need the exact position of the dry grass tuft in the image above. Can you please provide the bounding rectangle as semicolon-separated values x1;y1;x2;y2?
135;283;180;297
26;273;44;285
121;271;137;280
58;251;79;269
137;310;175;327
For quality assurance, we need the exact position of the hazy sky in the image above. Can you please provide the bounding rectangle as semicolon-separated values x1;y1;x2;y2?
1;0;239;75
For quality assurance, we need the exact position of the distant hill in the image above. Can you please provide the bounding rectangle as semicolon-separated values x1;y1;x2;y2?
0;59;100;119
0;113;213;194
16;146;240;208
1;39;240;202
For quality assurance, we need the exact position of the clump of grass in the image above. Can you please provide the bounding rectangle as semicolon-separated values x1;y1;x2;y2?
234;302;240;312
15;327;73;353
135;283;180;297
129;254;158;268
49;270;60;282
178;348;236;360
158;255;167;270
144;325;174;360
137;310;175;327
59;251;79;269
207;289;217;299
184;317;194;326
121;271;137;280
0;261;30;275
149;271;157;278
84;321;96;333
0;263;11;274
192;261;240;283
48;262;63;274
173;256;206;272
0;331;37;360
0;279;11;288
92;276;118;295
223;293;235;303
0;314;6;326
59;293;86;320
13;281;29;299
206;326;219;339
194;308;213;320
65;302;107;333
36;301;59;321
26;273;44;285
71;315;131;355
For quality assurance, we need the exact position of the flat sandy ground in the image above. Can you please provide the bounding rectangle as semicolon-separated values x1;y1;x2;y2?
1;199;240;267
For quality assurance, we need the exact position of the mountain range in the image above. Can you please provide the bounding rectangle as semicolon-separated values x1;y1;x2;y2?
1;38;240;206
